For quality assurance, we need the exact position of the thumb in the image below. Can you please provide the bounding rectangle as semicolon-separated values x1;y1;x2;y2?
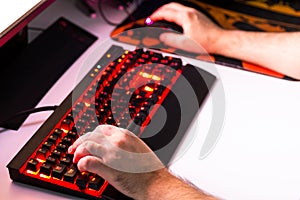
159;32;206;54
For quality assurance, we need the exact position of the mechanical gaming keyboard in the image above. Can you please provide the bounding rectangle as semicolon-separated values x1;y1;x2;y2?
7;45;216;199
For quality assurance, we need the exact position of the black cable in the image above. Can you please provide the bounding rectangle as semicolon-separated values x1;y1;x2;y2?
123;4;136;22
28;27;45;32
98;0;120;26
134;0;140;8
0;105;58;127
97;0;137;26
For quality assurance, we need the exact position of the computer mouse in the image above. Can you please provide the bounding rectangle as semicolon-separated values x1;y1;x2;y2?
144;17;183;33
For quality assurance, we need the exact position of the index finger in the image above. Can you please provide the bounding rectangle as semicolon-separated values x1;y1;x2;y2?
68;131;93;154
149;3;188;27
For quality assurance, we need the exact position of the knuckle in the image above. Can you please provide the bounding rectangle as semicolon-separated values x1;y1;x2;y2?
116;134;126;144
81;141;93;153
182;9;197;20
168;2;179;7
113;133;128;148
101;124;116;135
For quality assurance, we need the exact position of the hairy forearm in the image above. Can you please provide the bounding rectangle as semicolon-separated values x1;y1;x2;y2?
214;30;300;80
71;125;217;200
136;169;217;200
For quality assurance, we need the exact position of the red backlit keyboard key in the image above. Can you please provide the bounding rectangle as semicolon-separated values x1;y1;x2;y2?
61;118;72;130
52;164;67;179
60;156;72;166
45;156;57;165
63;165;78;183
42;141;53;150
76;172;90;189
53;128;63;137
26;158;39;172
40;162;52;176
88;175;105;191
57;142;68;152
51;149;62;159
36;148;48;160
48;134;58;144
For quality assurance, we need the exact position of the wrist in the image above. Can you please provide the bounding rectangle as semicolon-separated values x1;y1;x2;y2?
212;29;244;57
134;168;171;200
208;29;229;55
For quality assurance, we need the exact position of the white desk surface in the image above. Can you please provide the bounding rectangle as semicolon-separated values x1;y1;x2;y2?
1;0;300;199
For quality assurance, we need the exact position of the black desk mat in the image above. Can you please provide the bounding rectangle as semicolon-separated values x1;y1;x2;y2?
111;0;300;81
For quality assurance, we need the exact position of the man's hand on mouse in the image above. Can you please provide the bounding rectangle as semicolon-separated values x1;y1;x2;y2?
149;2;223;54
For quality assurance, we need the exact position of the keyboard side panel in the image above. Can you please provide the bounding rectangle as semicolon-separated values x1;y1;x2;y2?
142;65;216;165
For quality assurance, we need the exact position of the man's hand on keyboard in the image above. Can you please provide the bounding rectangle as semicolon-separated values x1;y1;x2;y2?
68;124;218;200
68;124;164;199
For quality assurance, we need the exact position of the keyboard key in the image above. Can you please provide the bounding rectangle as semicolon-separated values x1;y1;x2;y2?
48;134;58;144
66;112;74;122
76;172;90;189
60;156;72;166
61;118;72;130
52;164;66;179
26;158;39;172
45;156;57;165
51;149;62;159
42;141;53;150
62;136;73;146
40;162;52;176
67;130;77;140
75;102;84;110
65;153;74;160
57;142;68;152
88;175;105;191
36;148;48;160
53;128;63;138
63;165;78;183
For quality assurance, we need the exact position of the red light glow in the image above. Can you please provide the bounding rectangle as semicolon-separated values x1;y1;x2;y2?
144;86;154;92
